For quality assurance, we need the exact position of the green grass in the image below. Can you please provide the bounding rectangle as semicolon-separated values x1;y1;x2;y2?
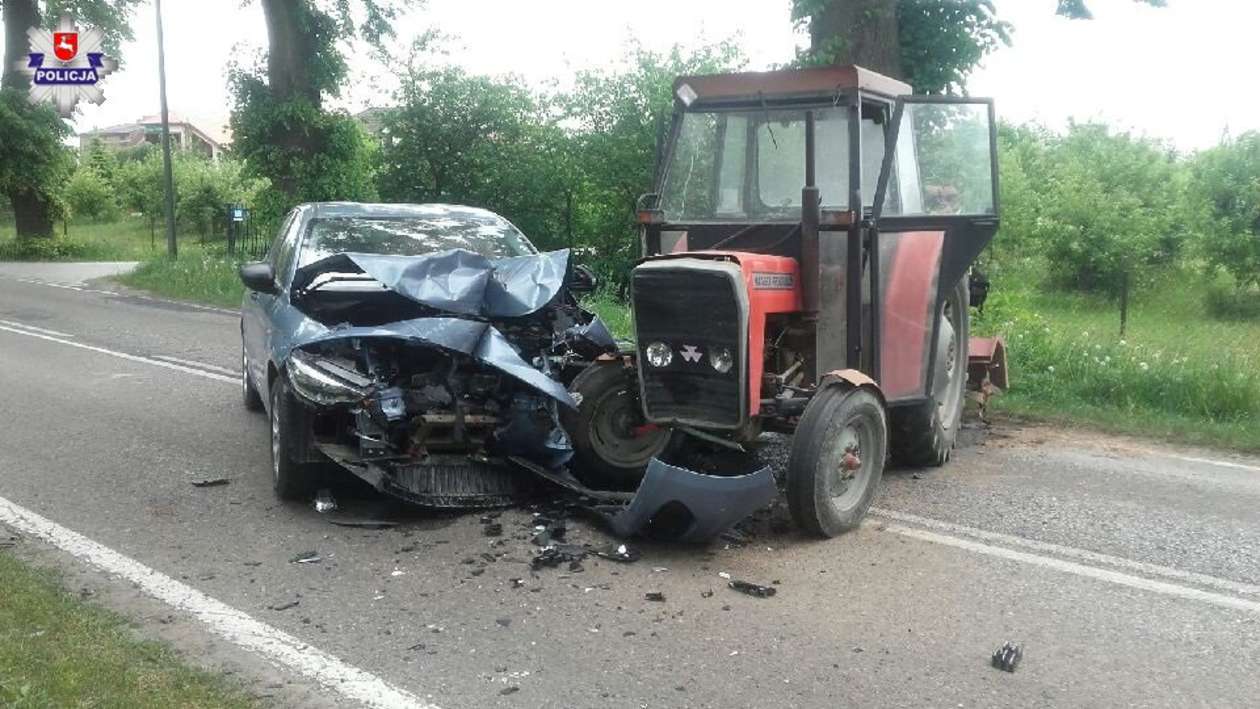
0;551;256;708
975;263;1260;451
0;216;167;261
118;249;246;309
582;289;634;340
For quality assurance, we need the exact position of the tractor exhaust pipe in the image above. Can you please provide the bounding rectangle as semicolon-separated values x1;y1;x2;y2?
801;110;821;317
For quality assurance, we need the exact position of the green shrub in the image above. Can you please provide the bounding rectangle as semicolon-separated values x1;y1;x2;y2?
1205;284;1260;321
0;237;93;261
63;168;119;222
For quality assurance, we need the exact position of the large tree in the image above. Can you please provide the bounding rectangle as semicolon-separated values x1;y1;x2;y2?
230;0;415;219
793;0;1165;94
0;0;138;239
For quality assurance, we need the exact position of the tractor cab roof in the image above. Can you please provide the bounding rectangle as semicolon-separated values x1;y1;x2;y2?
673;65;912;108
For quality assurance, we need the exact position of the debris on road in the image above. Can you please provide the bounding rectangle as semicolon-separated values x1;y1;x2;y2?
645;592;666;602
314;489;337;513
728;579;777;598
289;551;322;564
189;478;230;488
327;518;397;529
499;686;520;696
992;641;1023;672
483;522;503;537
531;544;586;570
592;543;640;563
269;600;300;611
0;534;20;549
509;578;525;589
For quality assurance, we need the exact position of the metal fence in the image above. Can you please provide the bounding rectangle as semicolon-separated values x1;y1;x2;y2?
223;204;273;261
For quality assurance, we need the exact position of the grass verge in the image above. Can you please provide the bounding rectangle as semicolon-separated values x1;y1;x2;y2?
118;249;245;309
0;551;256;708
0;217;165;262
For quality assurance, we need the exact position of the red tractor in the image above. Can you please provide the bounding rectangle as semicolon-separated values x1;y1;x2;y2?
565;65;1007;538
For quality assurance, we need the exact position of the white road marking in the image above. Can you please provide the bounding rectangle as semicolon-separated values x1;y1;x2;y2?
0;496;433;709
152;354;239;377
3;276;237;316
882;522;1260;616
1167;453;1260;474
0;324;236;385
0;318;74;338
872;508;1260;597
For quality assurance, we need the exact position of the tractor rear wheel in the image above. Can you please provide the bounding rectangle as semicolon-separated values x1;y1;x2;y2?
787;385;887;538
890;277;969;467
561;361;677;491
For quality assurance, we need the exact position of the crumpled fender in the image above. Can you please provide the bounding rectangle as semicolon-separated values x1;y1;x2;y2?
818;368;885;404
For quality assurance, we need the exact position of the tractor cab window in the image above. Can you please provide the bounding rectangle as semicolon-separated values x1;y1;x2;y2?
660;105;891;223
879;101;996;217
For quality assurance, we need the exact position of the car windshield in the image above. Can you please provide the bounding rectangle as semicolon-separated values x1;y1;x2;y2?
298;214;536;266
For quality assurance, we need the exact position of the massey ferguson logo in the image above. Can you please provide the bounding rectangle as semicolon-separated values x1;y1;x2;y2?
679;345;703;363
753;272;794;290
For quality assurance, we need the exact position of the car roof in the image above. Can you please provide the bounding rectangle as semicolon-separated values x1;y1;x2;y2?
298;202;508;221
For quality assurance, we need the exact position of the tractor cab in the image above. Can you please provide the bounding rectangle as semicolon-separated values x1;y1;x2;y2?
565;65;1003;539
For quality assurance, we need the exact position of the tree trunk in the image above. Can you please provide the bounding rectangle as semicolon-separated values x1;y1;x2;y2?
260;0;322;106
808;0;903;79
3;0;58;239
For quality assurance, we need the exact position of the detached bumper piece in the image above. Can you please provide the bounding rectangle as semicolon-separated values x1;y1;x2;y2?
597;458;777;543
319;444;527;508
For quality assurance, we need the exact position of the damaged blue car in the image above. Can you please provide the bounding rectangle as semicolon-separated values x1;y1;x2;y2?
238;203;611;507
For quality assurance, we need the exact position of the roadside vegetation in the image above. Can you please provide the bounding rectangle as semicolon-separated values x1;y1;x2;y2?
0;551;255;708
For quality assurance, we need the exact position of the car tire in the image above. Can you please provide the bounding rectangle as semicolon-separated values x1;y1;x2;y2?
890;277;969;467
561;361;677;491
787;385;887;538
269;375;319;500
242;341;264;412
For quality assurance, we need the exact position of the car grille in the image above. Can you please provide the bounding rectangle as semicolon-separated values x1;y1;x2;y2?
633;264;743;427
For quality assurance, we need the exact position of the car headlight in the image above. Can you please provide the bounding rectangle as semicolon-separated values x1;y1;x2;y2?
708;346;733;374
287;350;367;406
645;341;673;368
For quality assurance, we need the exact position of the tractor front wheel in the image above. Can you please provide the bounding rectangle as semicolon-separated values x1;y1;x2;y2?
561;361;677;491
890;277;969;467
787;385;888;538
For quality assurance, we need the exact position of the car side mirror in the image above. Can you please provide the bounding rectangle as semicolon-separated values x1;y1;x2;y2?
570;264;598;294
239;261;277;294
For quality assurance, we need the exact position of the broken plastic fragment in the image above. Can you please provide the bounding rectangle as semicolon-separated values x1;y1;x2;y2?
328;518;397;529
728;579;776;598
289;551;321;564
592;543;640;563
314;489;337;513
991;641;1022;672
269;600;300;611
645;592;666;602
190;478;230;488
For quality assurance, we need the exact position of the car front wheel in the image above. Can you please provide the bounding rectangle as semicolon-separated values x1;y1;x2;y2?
269;375;319;500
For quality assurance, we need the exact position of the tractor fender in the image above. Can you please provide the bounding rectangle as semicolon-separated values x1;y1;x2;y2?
818;369;886;406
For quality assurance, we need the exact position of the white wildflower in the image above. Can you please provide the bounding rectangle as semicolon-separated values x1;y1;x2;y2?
1139;362;1149;371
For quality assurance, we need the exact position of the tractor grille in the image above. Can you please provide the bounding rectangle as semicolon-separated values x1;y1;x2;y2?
633;264;744;427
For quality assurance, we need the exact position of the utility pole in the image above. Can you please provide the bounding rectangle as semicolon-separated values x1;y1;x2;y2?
155;0;177;258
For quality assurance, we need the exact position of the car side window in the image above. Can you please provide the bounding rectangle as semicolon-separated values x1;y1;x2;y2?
270;211;302;289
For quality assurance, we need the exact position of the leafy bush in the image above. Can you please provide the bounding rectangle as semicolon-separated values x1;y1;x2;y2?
63;168;119;222
0;236;94;261
1191;132;1260;288
1205;283;1260;321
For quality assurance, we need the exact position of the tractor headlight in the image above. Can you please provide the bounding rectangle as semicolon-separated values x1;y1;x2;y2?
645;341;673;368
708;346;733;374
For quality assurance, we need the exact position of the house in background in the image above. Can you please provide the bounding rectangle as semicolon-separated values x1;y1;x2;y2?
78;114;226;160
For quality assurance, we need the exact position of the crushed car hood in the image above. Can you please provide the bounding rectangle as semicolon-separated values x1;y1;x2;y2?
292;248;572;318
291;317;575;407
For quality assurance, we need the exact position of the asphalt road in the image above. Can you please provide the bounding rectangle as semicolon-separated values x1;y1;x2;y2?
2;265;1259;708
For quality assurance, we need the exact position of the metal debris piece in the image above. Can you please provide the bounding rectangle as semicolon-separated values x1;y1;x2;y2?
531;544;586;570
509;578;525;589
500;686;520;696
289;551;322;564
483;522;503;537
991;641;1022;672
728;579;776;598
592;543;640;563
645;592;666;602
496;617;512;628
190;478;230;488
328;518;397;529
269;600;300;611
314;489;337;513
700;590;714;598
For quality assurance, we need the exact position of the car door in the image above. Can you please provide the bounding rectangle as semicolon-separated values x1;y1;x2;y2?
242;209;299;400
